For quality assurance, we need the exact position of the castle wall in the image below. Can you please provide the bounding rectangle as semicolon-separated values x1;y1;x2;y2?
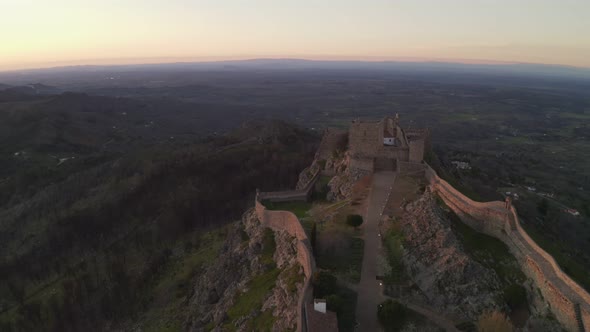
255;199;316;332
349;121;382;157
384;117;396;137
398;161;426;174
396;125;408;147
349;157;374;178
258;171;321;202
425;164;590;332
315;128;348;161
377;146;410;161
408;138;426;163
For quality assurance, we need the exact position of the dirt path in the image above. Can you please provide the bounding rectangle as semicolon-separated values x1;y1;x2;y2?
355;171;396;332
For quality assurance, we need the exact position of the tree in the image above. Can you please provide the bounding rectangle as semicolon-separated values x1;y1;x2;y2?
346;214;363;228
503;284;527;310
313;271;337;298
537;198;549;217
326;294;343;313
377;299;408;331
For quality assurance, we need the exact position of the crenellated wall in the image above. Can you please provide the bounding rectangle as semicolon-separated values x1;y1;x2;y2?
254;198;316;332
425;164;590;332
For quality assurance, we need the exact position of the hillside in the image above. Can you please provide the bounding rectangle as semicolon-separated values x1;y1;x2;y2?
0;92;319;331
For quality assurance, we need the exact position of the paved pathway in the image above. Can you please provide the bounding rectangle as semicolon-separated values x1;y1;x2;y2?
355;171;396;332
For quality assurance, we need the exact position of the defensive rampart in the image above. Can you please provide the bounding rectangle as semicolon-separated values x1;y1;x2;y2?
254;198;316;332
425;164;590;332
258;171;321;203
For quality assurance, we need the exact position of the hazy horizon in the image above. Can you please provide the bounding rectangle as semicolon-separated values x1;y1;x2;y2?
3;55;590;74
2;0;590;71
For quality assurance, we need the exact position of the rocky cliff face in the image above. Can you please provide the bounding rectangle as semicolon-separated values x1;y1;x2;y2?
296;148;357;202
186;209;303;331
401;192;502;321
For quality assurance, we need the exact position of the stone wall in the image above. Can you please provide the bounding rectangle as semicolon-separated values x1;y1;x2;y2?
258;171;321;203
349;121;381;158
425;164;590;332
425;165;510;237
398;161;426;175
254;199;316;332
408;137;425;163
377;146;410;161
349;157;374;177
315;128;348;161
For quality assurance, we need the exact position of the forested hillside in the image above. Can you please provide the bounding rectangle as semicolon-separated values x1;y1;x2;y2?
0;91;318;331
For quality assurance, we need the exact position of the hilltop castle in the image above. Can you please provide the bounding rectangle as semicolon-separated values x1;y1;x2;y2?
348;114;430;176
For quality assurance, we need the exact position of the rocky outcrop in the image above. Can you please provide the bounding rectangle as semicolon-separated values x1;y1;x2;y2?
401;192;502;321
187;209;303;331
296;162;321;190
261;228;304;331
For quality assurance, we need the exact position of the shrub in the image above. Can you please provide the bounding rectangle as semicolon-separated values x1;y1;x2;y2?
346;214;363;228
455;321;477;332
377;299;408;331
503;284;527;309
311;222;317;251
326;294;343;313
313;271;337;298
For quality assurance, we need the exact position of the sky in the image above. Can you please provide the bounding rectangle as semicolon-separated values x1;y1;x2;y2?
1;0;590;71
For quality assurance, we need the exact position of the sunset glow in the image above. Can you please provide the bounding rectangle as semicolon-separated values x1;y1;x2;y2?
1;0;589;70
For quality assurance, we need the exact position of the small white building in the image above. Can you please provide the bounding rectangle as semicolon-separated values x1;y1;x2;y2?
451;161;472;170
383;137;395;146
314;299;327;313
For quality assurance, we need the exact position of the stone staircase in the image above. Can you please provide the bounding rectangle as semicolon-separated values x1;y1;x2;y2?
575;303;586;332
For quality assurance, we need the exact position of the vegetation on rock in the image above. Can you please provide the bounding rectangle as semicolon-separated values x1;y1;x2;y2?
377;299;408;332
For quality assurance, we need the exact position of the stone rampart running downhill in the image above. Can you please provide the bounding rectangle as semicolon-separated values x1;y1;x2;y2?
254;198;316;332
425;164;590;332
258;171;321;203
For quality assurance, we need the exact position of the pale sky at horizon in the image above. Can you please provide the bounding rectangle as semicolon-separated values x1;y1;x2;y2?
1;0;589;70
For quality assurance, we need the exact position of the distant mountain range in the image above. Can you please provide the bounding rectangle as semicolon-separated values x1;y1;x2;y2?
2;58;589;81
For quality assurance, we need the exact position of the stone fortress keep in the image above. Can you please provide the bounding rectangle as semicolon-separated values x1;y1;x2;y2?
348;114;430;176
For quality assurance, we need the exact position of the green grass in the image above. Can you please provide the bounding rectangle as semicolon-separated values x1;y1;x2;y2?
223;229;279;331
247;310;276;332
312;175;332;201
384;222;405;284
284;264;304;294
140;229;225;331
261;228;277;267
316;237;364;283
225;268;281;330
263;200;312;218
332;286;358;332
